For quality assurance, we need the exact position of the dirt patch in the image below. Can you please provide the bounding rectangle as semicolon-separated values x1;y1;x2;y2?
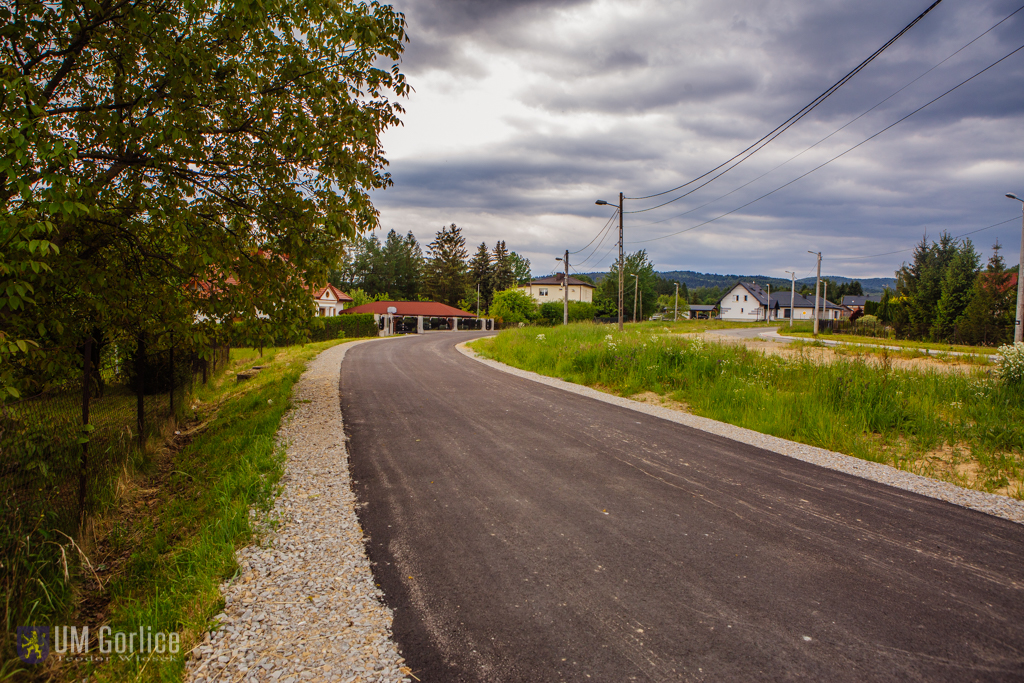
693;332;987;376
628;390;691;413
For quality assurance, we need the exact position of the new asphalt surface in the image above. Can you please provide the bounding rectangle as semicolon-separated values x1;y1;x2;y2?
341;332;1024;682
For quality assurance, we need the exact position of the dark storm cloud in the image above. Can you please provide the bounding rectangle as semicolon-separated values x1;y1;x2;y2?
377;0;1024;278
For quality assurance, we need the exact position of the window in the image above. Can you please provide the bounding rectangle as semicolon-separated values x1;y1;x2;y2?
740;308;744;313
784;309;791;318
735;295;739;301
744;295;748;301
539;288;548;296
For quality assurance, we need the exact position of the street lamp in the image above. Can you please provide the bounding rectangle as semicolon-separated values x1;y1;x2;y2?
1006;193;1024;343
596;194;625;331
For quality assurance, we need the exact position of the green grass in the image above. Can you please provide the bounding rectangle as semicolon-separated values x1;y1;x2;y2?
470;324;1024;498
782;322;999;356
44;338;357;682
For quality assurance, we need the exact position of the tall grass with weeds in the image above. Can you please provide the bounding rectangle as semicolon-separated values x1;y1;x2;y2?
472;324;1024;497
67;340;351;682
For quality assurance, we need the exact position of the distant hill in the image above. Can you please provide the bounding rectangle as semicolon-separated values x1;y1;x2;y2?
578;270;896;294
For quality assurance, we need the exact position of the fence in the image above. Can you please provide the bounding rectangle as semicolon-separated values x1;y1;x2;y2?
814;318;893;338
0;337;229;545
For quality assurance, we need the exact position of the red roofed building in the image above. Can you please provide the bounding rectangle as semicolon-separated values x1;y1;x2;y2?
341;300;494;335
341;301;475;317
313;284;354;317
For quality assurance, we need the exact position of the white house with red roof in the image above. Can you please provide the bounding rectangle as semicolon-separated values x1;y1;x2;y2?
313;284;353;317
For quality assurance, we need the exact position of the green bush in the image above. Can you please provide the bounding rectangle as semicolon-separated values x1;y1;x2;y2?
491;289;538;324
334;313;377;338
539;300;598;324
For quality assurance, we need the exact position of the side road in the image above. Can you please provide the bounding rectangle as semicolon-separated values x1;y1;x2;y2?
187;340;411;683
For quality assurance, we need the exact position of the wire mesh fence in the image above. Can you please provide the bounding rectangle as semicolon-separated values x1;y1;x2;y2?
0;337;230;545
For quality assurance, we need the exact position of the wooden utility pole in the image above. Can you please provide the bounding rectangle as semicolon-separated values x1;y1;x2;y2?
1009;194;1024;343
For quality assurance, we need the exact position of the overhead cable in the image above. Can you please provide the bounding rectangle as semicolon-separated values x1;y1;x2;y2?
627;41;1024;245
631;4;1024;228
624;0;946;209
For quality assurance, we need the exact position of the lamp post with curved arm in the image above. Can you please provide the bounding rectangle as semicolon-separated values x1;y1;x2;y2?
596;194;624;331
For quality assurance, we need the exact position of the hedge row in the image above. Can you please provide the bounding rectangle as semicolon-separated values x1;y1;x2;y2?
308;314;377;341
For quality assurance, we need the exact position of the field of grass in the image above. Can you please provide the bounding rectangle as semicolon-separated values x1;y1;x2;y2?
470;324;1023;498
782;322;999;356
20;338;359;682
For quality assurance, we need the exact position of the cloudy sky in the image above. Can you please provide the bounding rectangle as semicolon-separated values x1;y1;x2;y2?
368;0;1024;280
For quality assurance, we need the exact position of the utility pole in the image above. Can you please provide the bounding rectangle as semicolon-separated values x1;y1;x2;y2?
633;273;639;323
823;280;828;325
1007;194;1024;343
618;193;624;332
785;270;795;327
476;282;480;319
563;249;569;325
766;283;771;322
808;251;821;335
674;281;679;322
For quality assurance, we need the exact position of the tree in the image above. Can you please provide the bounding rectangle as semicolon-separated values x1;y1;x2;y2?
1;0;409;396
508;252;533;286
423;224;469;307
897;233;957;340
490;288;537;324
955;243;1015;346
469;242;493;309
599;251;659;321
931;239;980;341
491;240;514;292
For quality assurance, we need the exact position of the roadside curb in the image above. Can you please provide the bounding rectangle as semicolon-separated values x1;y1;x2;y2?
456;341;1024;526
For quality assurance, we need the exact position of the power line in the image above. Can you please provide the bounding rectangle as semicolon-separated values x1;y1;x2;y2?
569;210;618;255
627;41;1024;245
825;216;1020;262
573;214;618;268
625;0;946;207
629;4;1024;229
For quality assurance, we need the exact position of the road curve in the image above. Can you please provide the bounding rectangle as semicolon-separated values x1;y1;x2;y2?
341;332;1024;682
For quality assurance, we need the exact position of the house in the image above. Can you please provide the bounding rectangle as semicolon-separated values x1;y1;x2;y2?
340;301;492;336
841;294;881;315
313;284;353;317
718;281;844;322
520;275;595;304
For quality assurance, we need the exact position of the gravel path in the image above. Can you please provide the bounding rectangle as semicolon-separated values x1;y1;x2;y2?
458;342;1024;525
187;340;411;683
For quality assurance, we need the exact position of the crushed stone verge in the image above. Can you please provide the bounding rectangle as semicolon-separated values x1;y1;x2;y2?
187;340;412;683
458;342;1024;525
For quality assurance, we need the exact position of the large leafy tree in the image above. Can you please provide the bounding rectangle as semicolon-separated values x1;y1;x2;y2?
423;223;468;307
508;251;532;286
1;0;408;395
599;250;658;321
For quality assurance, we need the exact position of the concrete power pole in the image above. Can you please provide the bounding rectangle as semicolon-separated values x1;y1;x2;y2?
674;281;679;322
785;270;795;328
823;280;828;327
808;251;821;335
1008;193;1024;343
619;193;624;332
563;249;569;326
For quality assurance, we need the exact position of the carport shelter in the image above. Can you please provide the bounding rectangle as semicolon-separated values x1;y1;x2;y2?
340;301;494;336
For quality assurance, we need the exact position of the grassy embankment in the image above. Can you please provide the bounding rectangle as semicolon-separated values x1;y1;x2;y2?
37;339;362;682
470;323;1023;498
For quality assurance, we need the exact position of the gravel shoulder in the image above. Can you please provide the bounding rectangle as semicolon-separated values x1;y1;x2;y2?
458;342;1024;525
186;339;411;683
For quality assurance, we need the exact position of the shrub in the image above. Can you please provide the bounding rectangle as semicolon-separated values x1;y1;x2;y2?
491;289;538;324
996;341;1024;388
334;313;377;339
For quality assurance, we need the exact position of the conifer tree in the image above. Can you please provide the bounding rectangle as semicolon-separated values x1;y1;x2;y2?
492;241;514;293
424;224;469;307
469;243;493;309
931;239;980;341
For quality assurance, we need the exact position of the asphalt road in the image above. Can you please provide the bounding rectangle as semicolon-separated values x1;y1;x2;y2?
341;332;1024;682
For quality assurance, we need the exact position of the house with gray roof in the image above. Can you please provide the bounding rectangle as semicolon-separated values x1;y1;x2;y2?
718;281;844;322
